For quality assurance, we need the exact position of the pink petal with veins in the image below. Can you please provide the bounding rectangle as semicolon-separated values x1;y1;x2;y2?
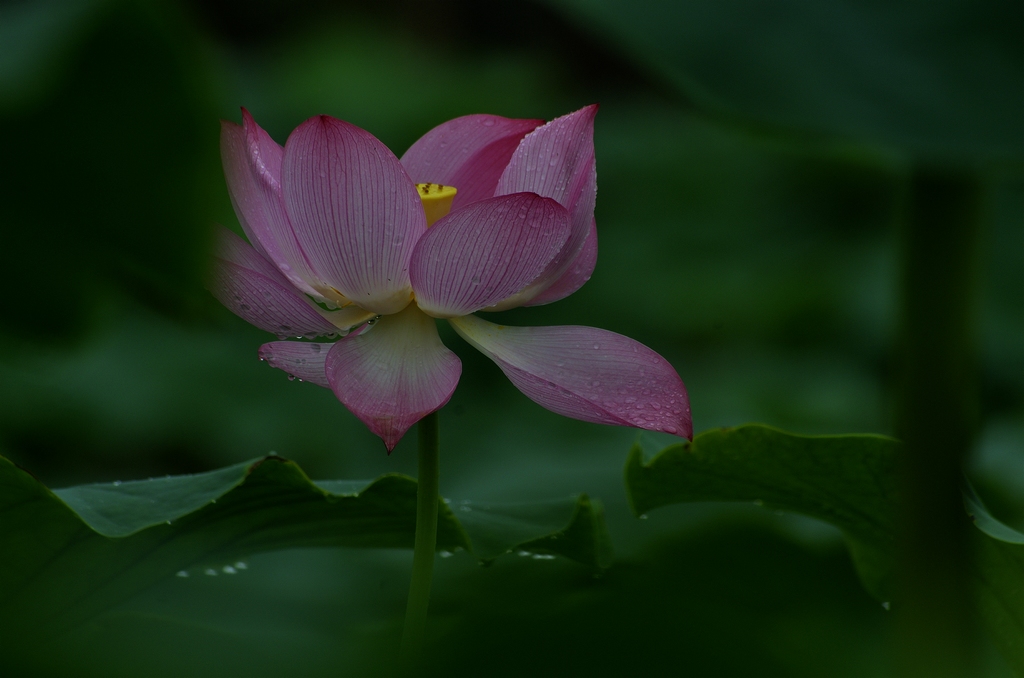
410;193;570;318
220;111;324;299
258;341;332;387
494;105;598;307
523;218;598;306
282;115;425;315
326;305;461;452
450;315;691;439
208;227;340;338
401;114;543;210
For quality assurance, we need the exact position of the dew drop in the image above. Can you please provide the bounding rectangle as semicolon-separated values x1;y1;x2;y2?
881;601;891;610
112;480;122;486
234;561;248;570
311;344;322;354
459;505;472;512
176;570;189;578
222;565;237;574
204;568;218;576
531;554;555;560
439;551;453;558
592;343;600;349
516;550;531;557
639;514;648;520
287;374;296;381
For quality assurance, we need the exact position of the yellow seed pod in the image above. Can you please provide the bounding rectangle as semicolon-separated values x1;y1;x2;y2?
416;183;457;227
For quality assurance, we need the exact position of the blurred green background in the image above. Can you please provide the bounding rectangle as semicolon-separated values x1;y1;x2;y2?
1;0;1020;675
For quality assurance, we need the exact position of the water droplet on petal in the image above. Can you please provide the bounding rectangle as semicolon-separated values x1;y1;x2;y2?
287;374;296;381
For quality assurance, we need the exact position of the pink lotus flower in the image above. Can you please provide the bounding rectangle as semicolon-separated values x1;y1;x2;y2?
210;106;691;451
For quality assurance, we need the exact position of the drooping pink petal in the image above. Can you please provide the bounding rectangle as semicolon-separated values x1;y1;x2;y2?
281;115;425;315
208;227;343;339
450;315;691;439
400;114;543;210
494;105;598;307
410;194;570;318
326;304;461;451
258;341;332;387
220;111;327;301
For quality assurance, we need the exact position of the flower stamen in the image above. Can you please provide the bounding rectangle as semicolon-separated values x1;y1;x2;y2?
416;183;457;227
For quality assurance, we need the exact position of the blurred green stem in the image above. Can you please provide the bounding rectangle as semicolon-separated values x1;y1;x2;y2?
895;166;981;677
399;411;440;673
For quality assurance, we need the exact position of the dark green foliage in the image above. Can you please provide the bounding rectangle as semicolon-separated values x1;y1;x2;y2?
0;452;610;659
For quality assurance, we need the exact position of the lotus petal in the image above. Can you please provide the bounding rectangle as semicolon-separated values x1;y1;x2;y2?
410;193;570;318
209;227;345;338
326;305;462;451
258;341;332;387
401;114;542;210
282;115;425;315
450;314;691;438
495;105;598;306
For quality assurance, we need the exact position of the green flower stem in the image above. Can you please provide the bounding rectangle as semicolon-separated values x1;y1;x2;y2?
895;166;981;677
399;411;440;673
